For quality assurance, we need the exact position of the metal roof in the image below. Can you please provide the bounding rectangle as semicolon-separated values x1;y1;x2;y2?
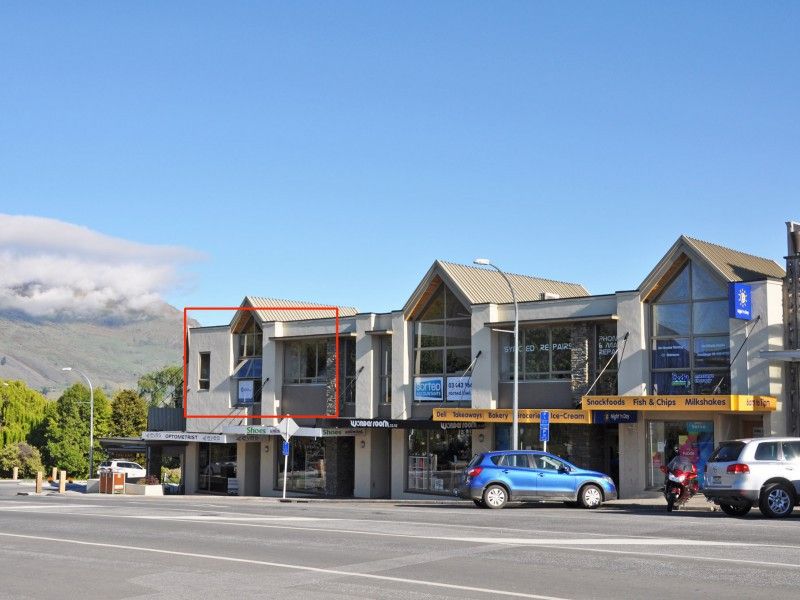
245;297;359;322
437;260;589;304
682;236;785;282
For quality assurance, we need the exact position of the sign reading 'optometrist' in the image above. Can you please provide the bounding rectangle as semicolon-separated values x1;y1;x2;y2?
414;376;443;401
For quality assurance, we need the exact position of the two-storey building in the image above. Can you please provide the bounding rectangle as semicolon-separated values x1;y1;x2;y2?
163;234;785;499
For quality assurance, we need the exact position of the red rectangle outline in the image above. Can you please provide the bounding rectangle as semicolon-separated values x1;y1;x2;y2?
183;306;340;420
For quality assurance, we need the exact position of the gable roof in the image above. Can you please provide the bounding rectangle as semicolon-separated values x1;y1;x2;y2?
234;297;358;327
640;235;784;301
404;260;589;316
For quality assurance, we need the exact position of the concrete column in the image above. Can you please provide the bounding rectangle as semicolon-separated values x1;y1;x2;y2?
184;443;199;494
390;428;406;498
58;471;66;494
353;431;370;498
470;305;497;409
355;315;376;418
236;441;247;496
12;467;18;480
472;427;493;454
570;324;590;403
260;438;276;496
391;313;410;419
35;471;42;494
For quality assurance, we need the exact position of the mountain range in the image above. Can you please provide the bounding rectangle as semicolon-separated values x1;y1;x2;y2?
0;304;197;398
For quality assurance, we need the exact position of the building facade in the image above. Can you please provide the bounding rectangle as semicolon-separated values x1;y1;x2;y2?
153;235;786;499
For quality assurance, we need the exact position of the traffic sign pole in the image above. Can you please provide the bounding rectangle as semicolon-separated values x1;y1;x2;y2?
279;416;298;501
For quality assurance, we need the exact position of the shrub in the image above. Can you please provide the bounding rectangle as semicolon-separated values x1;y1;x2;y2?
0;442;45;478
137;475;160;485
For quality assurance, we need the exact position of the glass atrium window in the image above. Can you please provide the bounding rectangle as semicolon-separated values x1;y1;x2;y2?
650;261;730;394
413;286;472;378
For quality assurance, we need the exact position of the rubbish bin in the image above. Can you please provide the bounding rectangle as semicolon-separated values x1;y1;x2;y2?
99;471;126;494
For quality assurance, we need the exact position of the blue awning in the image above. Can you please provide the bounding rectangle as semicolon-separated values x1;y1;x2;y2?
233;358;262;379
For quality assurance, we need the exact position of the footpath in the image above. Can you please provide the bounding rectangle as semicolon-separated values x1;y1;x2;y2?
1;478;716;511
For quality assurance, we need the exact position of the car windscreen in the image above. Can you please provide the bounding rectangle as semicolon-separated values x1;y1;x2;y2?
468;454;483;468
708;442;745;463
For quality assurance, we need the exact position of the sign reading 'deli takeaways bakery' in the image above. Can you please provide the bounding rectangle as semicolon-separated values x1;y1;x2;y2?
432;408;592;424
581;395;776;412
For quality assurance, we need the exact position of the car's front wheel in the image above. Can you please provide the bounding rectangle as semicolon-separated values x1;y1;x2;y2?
579;484;603;509
483;485;508;509
719;502;752;517
760;483;795;518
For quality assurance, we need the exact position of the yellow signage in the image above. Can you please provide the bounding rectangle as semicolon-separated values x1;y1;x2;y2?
432;408;592;425
581;395;776;412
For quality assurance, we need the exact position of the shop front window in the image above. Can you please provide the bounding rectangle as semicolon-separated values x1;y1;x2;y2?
646;421;714;488
198;443;237;494
278;437;325;493
407;429;471;494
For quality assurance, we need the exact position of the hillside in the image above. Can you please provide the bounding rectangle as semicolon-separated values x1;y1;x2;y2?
0;305;197;398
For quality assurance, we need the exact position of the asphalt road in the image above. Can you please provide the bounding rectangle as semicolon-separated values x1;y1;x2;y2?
2;484;800;599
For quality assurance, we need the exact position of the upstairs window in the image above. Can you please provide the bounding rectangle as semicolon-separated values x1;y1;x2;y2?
199;352;210;390
413;286;471;377
285;340;328;384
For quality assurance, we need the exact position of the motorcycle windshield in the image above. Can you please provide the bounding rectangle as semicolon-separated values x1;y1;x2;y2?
667;456;695;473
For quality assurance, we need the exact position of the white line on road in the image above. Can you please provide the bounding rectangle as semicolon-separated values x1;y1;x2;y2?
0;531;570;600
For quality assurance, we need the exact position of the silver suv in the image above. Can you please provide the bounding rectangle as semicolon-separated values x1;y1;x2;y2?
703;437;800;518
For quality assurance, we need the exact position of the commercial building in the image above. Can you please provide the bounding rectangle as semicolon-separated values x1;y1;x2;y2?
153;233;789;499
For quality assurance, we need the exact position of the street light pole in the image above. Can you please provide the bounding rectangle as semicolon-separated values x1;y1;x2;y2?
62;367;94;478
474;259;519;451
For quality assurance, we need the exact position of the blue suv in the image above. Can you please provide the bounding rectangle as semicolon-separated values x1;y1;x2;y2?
458;450;618;509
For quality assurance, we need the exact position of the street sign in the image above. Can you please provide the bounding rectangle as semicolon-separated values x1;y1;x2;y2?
278;417;299;441
282;440;289;456
539;424;550;442
540;411;550;426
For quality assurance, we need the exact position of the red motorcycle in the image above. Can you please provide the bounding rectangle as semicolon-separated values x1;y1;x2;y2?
660;456;699;512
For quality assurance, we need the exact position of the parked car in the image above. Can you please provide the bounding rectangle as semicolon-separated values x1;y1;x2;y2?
704;437;800;518
97;460;146;480
457;450;617;509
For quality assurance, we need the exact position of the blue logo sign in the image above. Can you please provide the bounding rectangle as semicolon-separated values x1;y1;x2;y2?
539;411;550;426
414;376;443;402
282;441;289;456
729;283;752;320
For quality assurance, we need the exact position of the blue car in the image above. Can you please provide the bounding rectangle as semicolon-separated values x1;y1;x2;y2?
458;450;618;509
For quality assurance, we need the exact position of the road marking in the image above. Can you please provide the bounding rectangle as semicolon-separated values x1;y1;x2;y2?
137;515;324;522
0;531;570;600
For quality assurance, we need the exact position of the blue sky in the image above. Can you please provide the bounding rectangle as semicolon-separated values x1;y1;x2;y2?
1;3;797;323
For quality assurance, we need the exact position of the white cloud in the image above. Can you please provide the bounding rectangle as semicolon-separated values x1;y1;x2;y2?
0;214;202;320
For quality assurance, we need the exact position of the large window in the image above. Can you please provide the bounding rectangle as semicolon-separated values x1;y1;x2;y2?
198;443;237;493
500;326;572;381
277;438;325;493
233;318;262;404
407;428;472;494
340;338;357;404
593;322;618;394
412;286;472;397
285;340;328;384
646;421;714;487
650;262;730;394
198;352;210;390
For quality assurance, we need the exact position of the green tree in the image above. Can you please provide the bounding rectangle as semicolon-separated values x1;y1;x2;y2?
0;380;48;447
138;365;183;407
0;442;44;478
111;389;148;438
42;383;112;477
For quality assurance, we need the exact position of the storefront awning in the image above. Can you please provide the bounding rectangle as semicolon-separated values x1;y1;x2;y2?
580;395;776;412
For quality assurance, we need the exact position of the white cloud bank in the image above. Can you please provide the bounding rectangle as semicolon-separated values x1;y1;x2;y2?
0;214;202;320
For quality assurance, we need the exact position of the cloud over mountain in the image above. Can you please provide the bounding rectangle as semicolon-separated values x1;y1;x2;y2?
0;214;202;320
